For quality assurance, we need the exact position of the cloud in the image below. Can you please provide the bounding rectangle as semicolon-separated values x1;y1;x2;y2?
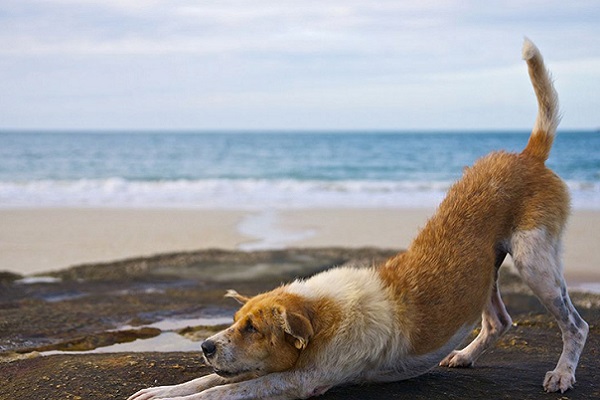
0;0;598;129
0;0;466;57
2;1;598;63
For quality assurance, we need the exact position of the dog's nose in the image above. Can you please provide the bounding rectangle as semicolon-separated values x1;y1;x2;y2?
201;340;217;358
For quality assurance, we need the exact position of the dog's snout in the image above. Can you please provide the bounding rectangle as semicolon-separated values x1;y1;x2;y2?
202;339;217;358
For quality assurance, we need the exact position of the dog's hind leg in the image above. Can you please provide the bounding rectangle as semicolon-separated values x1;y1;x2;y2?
440;250;512;368
510;228;588;393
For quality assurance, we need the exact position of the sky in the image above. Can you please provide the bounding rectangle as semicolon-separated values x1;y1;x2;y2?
0;0;598;131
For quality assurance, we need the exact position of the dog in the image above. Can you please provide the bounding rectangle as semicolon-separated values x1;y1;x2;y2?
128;39;588;400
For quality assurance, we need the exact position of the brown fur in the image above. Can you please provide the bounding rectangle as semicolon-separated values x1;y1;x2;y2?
228;288;344;374
379;147;569;354
378;40;569;355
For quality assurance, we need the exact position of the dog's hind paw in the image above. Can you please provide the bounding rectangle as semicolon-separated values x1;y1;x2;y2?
438;350;474;368
543;369;575;393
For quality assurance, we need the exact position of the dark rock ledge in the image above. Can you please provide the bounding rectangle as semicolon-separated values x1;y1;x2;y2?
1;248;598;400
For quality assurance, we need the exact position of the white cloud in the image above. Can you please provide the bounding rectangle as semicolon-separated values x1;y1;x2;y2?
0;0;598;129
0;0;464;57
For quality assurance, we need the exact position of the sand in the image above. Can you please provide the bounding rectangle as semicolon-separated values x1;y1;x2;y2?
277;208;600;287
0;208;250;275
1;207;599;287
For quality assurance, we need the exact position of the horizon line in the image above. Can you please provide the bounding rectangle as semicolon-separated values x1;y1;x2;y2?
1;128;598;135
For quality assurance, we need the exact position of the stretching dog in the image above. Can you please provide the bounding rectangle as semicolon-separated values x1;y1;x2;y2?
129;39;588;400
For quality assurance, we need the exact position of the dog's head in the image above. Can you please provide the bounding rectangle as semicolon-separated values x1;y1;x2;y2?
201;288;313;378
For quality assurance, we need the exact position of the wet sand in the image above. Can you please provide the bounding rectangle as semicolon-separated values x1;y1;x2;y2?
1;207;599;288
277;208;600;288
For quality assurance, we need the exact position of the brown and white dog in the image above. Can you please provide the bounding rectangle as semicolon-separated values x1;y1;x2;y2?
129;39;588;400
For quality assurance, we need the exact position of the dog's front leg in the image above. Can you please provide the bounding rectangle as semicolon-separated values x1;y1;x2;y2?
128;373;246;400
167;371;332;400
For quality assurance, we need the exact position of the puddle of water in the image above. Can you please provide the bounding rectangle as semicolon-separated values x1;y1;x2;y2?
117;316;232;332
42;316;232;356
16;276;61;284
43;332;202;355
41;292;87;303
96;332;202;353
113;287;166;296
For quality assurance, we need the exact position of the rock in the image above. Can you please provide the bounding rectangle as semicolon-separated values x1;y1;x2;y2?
1;248;599;399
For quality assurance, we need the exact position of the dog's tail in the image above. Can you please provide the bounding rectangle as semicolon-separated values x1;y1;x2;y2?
521;38;560;162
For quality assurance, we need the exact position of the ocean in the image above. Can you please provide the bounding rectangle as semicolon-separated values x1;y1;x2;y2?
1;131;598;210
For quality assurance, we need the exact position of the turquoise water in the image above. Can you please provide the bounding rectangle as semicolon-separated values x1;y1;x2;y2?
1;131;598;209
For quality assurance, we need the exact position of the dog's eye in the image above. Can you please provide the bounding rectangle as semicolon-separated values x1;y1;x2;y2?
244;320;258;334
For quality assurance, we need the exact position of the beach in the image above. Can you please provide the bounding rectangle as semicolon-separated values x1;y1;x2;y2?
0;208;249;275
2;133;600;398
1;207;599;289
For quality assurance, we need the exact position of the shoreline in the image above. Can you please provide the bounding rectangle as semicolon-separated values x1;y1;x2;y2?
1;207;599;290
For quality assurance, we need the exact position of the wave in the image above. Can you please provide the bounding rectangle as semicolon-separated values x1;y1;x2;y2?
1;178;598;209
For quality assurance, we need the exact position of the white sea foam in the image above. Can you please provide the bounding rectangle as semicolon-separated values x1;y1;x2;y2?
0;179;598;210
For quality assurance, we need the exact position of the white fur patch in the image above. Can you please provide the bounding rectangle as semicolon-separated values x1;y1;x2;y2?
509;228;563;293
510;228;589;393
287;267;411;379
363;323;474;383
522;37;539;61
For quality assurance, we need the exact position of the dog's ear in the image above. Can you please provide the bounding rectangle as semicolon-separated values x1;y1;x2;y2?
279;308;314;350
224;289;250;305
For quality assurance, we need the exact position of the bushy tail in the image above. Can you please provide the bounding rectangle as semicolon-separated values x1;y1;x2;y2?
521;38;561;162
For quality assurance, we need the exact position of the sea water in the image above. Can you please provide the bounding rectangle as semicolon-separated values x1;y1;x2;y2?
1;131;598;209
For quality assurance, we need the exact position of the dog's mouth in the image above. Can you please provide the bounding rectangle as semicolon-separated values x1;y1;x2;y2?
202;354;237;377
213;367;248;378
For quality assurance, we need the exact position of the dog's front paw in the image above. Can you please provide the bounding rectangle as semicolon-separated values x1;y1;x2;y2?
439;350;474;368
127;386;163;400
127;385;189;400
543;368;575;393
